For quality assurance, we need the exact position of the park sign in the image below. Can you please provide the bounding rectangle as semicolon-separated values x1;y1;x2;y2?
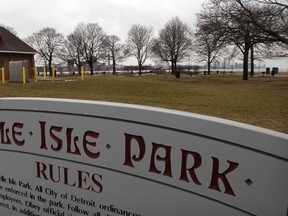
0;98;287;216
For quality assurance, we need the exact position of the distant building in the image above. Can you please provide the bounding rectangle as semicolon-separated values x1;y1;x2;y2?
67;61;108;72
0;27;36;80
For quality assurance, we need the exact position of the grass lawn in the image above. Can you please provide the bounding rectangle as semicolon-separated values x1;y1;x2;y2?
1;73;287;134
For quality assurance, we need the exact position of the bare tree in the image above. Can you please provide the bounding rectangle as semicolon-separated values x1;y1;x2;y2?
195;7;227;75
208;0;287;78
74;23;107;75
235;0;288;44
26;27;65;75
62;30;85;74
233;0;288;76
152;17;193;78
261;41;288;58
105;35;130;74
202;0;279;80
127;24;154;75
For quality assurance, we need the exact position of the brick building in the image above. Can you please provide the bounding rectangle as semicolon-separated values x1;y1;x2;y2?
0;27;36;80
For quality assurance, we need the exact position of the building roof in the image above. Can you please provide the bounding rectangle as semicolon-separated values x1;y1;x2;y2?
0;27;36;54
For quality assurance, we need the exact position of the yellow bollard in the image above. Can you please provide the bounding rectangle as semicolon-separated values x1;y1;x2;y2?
43;67;46;80
1;67;4;83
81;66;84;81
34;66;38;82
22;67;26;84
52;66;55;81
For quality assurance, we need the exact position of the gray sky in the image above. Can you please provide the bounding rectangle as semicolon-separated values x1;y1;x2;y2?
1;0;287;69
0;0;205;40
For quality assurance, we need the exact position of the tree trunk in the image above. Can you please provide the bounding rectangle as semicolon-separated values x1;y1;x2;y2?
243;47;249;80
242;37;250;80
89;61;94;75
113;58;116;75
171;61;175;76
48;60;52;76
77;64;81;75
250;44;254;77
208;60;211;75
174;62;180;78
77;55;82;75
138;64;142;76
171;59;175;75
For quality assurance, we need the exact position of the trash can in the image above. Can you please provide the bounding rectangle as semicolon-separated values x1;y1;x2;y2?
272;67;278;76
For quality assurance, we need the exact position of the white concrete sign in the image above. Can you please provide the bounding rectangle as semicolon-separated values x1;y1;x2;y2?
0;98;287;216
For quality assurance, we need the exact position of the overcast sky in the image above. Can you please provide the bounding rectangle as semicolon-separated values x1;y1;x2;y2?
0;0;206;40
1;0;287;69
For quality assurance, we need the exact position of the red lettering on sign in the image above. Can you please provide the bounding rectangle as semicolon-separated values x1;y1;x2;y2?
50;125;63;151
179;149;202;185
208;157;239;196
149;143;172;177
39;121;100;159
0;122;25;146
66;127;81;155
123;133;239;196
83;131;100;159
36;161;103;193
123;133;146;167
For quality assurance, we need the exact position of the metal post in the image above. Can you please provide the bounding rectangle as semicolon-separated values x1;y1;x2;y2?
52;66;55;81
22;67;26;84
81;66;84;81
34;66;38;82
1;67;4;83
43;67;46;80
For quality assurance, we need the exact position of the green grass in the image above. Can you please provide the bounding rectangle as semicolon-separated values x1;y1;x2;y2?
1;73;287;134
